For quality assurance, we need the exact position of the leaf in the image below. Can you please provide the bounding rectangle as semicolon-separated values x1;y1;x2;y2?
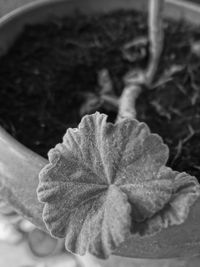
131;171;200;235
37;112;200;259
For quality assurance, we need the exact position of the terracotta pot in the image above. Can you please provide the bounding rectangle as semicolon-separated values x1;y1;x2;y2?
0;0;200;265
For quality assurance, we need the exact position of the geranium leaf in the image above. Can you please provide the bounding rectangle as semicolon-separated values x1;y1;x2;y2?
37;112;200;259
131;172;200;235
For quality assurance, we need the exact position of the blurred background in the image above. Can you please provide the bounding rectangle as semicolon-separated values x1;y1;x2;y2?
0;204;80;266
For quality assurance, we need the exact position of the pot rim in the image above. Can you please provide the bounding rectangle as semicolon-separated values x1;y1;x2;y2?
1;0;200;26
1;0;200;260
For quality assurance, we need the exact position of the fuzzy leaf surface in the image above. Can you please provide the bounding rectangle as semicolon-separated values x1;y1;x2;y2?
37;112;200;258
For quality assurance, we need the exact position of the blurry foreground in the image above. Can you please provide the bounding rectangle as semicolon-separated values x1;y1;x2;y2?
0;216;80;267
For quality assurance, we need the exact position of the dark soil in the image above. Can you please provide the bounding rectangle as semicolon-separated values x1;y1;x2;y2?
1;10;200;181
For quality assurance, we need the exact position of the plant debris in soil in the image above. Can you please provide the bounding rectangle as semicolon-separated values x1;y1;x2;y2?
1;10;200;182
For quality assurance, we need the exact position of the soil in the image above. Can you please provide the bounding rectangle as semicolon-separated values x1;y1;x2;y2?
0;10;200;181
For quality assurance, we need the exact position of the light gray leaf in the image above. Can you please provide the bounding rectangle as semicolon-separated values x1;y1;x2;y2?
37;112;200;259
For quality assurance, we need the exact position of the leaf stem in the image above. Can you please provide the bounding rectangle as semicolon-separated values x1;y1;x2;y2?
116;84;142;122
145;0;164;86
117;0;164;121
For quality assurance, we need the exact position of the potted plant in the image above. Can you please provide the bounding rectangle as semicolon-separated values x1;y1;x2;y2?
1;0;200;266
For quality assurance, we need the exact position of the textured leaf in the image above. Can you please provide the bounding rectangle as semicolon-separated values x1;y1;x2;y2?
37;112;200;259
131;172;200;235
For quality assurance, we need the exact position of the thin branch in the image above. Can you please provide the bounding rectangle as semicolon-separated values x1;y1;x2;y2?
116;84;142;122
117;0;164;122
145;0;164;86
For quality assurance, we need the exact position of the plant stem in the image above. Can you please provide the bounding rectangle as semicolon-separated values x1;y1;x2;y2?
145;0;164;86
116;84;142;122
117;0;164;122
